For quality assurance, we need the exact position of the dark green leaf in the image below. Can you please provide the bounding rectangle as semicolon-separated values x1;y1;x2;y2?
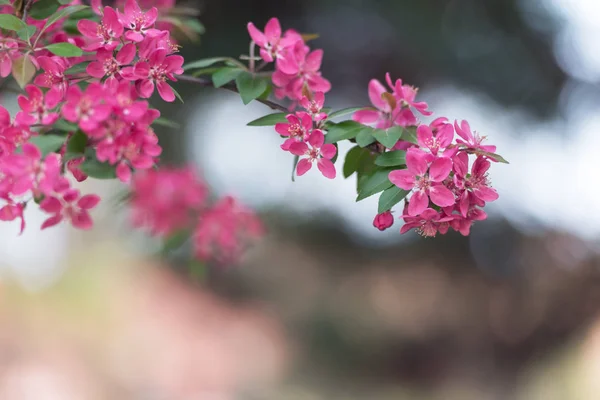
65;61;90;75
0;0;11;5
28;134;66;157
372;126;403;149
40;5;88;36
153;117;180;129
212;67;242;88
0;14;26;31
356;168;394;201
474;150;509;164
45;42;82;57
17;25;36;42
247;113;288;126
184;18;205;34
66;131;87;155
258;82;272;100
402;126;418;144
183;57;229;71
331;143;339;164
378;186;409;213
161;229;190;254
29;0;60;19
327;107;364;120
343;145;374;179
190;67;221;77
79;158;116;179
52;120;78;131
356;127;376;147
324;120;365;144
57;0;74;4
375;150;406;167
235;71;268;105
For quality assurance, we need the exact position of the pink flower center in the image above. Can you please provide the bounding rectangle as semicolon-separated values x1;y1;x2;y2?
415;175;431;191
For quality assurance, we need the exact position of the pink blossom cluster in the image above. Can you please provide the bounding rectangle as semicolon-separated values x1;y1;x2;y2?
247;18;331;102
356;74;500;237
274;92;337;179
130;167;264;264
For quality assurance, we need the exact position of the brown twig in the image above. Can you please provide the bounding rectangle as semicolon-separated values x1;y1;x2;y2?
177;75;290;114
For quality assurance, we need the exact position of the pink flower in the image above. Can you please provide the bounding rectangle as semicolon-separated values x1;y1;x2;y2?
247;17;301;62
453;153;499;216
453;120;497;153
373;211;394;231
384;73;432;117
0;37;19;78
87;43;137;84
193;195;264;264
77;6;124;51
67;157;88;182
62;83;112;132
33;56;69;98
300;92;327;122
275;111;312;151
16;85;60;126
388;148;455;216
416;120;456;160
449;206;487;236
272;41;331;101
106;80;149;122
289;130;336;179
118;0;161;42
130;167;207;236
400;208;453;237
133;48;184;102
0;201;25;234
353;78;413;129
40;189;100;230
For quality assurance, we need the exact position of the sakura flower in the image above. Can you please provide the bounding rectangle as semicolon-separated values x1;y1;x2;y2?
33;56;69;98
416;120;456;160
449;206;487;236
133;48;184;102
40;189;100;230
118;0;161;42
289;130;336;179
247;17;301;62
16;85;60;126
353;78;414;129
272;41;331;101
388;148;455;216
0;201;25;234
87;43;137;84
373;211;394;231
62;83;112;132
453;153;499;216
194;195;264;264
400;208;453;237
77;6;124;51
300;92;327;122
130;167;207;236
275;111;312;151
453;120;497;153
0;37;18;78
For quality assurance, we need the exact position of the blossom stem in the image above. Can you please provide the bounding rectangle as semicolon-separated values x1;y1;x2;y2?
177;74;289;113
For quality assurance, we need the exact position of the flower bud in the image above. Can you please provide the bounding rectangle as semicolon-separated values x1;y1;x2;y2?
373;211;394;231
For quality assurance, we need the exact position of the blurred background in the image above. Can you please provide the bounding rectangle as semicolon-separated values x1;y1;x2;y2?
3;0;600;398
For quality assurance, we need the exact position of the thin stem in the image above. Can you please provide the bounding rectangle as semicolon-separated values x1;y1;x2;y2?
178;74;289;114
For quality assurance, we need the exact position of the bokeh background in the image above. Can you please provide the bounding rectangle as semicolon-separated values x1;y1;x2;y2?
2;0;600;398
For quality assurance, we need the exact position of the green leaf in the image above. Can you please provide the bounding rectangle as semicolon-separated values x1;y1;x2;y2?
327;107;364;120
52;120;78;131
324;120;365;144
65;61;89;75
17;25;36;42
39;5;88;36
212;67;242;88
29;0;60;19
153;117;181;129
28;134;66;157
235;71;268;105
0;0;11;5
402;126;417;144
66;131;87;155
183;57;229;71
57;0;74;4
0;14;26;31
372;126;403;149
343;145;374;179
79;157;116;179
184;18;205;34
44;42;82;57
356;127;376;147
11;55;36;89
161;229;190;254
172;86;184;103
473;150;509;164
378;186;409;213
375;150;406;167
247;112;288;126
356;168;394;201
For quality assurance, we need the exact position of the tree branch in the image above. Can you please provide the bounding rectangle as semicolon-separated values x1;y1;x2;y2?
177;75;290;114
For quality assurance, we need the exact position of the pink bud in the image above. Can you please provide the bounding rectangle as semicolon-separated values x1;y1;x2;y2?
373;211;394;231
